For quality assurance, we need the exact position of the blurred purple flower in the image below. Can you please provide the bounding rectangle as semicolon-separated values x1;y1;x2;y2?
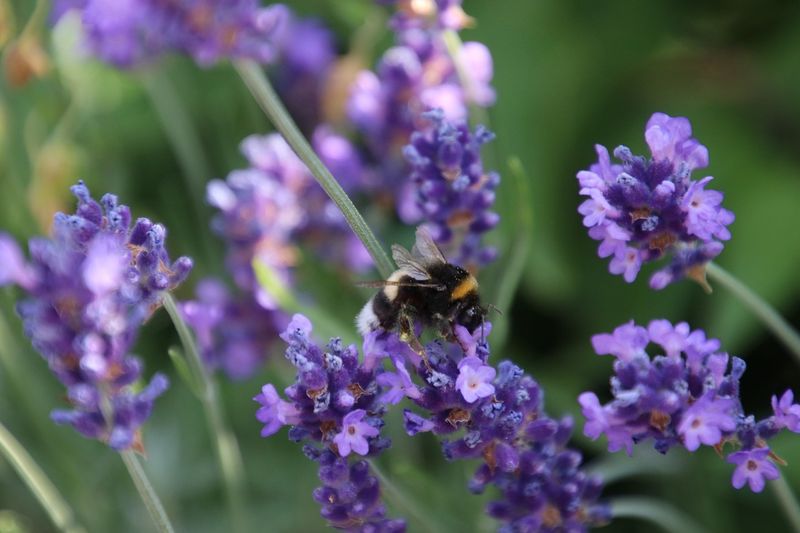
377;0;472;31
53;0;288;68
1;181;191;450
347;7;496;214
272;13;336;133
403;110;499;267
181;279;285;380
576;113;734;289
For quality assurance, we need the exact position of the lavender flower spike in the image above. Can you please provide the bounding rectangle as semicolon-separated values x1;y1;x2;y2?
53;0;288;68
1;181;191;450
580;319;798;492
403;110;500;267
576;112;734;289
374;323;609;531
254;314;404;531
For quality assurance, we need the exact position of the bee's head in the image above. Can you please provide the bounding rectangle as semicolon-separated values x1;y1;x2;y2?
457;302;487;333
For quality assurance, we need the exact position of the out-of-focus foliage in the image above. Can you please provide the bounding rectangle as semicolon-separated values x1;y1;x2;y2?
1;0;799;531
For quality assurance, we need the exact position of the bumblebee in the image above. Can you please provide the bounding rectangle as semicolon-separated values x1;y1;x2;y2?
356;227;486;355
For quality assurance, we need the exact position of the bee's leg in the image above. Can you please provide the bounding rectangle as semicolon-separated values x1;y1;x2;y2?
398;306;430;370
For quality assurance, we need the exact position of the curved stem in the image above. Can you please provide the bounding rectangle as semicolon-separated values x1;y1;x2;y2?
0;421;86;533
441;30;491;129
162;294;247;533
705;262;800;365
20;0;49;38
771;476;800;532
233;59;394;279
120;451;175;533
611;497;707;533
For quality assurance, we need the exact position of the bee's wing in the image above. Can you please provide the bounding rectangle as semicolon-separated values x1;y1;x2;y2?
391;244;431;281
411;226;447;265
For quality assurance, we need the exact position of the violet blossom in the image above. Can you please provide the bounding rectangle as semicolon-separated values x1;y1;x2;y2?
579;319;800;492
0;181;191;450
576;113;734;289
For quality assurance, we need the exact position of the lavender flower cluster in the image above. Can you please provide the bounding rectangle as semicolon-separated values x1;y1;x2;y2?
257;314;610;531
381;326;610;531
579;319;800;492
0;181;191;450
404;110;500;267
254;315;404;531
53;0;288;68
577;112;734;289
182;129;370;380
349;1;495;205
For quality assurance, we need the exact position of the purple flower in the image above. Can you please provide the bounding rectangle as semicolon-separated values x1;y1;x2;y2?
333;409;380;456
728;448;780;493
2;181;190;449
576;113;734;289
54;0;288;68
377;358;421;404
0;233;35;289
271;13;336;133
254;315;404;530
590;320;649;362
181;279;284;380
581;319;796;492
254;384;301;437
255;314;388;454
193;129;370;378
455;356;495;403
772;390;800;432
347;9;496;217
378;0;472;31
677;393;737;451
371;326;609;530
402;111;499;266
309;450;406;532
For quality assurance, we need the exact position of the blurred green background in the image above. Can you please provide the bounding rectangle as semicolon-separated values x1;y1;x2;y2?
1;0;800;531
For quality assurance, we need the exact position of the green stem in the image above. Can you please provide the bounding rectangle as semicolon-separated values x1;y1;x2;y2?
771;476;800;532
20;0;49;38
441;30;492;130
366;460;440;533
139;66;215;262
233;59;394;279
490;157;533;349
162;294;247;533
705;262;800;365
120;451;175;533
0;422;86;533
611;497;707;533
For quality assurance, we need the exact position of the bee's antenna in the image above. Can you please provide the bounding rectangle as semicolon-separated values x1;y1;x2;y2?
487;303;503;317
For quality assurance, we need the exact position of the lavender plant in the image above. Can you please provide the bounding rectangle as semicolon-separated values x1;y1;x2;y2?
2;1;798;532
579;320;800;492
0;181;190;450
254;314;405;531
576;112;734;289
53;0;287;67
